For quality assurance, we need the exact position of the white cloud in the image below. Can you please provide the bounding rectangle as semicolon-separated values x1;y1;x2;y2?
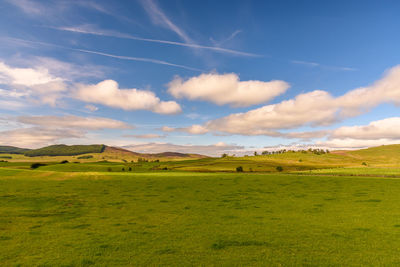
162;124;209;135
170;65;400;136
0;61;62;86
0;60;67;106
17;115;132;130
161;126;175;132
75;80;181;115
318;138;400;149
330;117;400;140
0;127;84;148
168;73;289;107
0;115;134;148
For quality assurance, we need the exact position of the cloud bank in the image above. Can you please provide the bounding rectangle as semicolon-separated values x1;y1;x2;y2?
166;65;400;136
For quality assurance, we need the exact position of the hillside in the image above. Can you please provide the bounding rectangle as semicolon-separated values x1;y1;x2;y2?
24;144;105;157
103;146;208;161
0;146;30;154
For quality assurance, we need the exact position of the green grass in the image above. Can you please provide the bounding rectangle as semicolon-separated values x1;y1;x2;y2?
298;167;400;177
2;167;400;265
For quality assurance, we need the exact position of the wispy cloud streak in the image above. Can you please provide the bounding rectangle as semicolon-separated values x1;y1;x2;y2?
139;0;193;43
47;25;260;57
291;60;357;71
4;37;203;72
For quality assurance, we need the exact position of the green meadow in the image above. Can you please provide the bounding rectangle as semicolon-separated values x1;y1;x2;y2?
2;164;400;266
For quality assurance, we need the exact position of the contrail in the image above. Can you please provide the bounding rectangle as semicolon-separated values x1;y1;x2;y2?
4;37;203;72
47;26;261;58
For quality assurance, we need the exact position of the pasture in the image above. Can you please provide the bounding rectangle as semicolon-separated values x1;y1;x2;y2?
1;167;400;266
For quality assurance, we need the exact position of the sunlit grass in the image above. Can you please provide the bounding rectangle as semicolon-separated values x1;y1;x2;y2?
1;168;400;265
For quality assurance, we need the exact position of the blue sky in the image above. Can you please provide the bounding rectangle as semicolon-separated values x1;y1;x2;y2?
1;0;400;155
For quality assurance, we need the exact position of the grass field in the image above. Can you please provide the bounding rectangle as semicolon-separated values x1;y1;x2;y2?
2;166;400;266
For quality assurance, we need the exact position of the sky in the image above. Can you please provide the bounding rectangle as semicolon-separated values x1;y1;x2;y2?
1;0;400;156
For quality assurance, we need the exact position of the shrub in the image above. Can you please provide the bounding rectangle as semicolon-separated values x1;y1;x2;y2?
236;166;243;172
60;160;69;164
31;163;47;169
107;167;112;172
276;166;283;172
362;162;367;166
128;167;132;171
122;168;125;171
77;155;93;159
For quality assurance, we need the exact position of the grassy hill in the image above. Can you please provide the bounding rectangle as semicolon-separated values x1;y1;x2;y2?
0;144;207;162
2;144;400;173
0;146;30;154
24;144;105;157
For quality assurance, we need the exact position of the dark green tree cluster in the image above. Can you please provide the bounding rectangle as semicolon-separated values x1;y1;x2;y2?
25;145;105;157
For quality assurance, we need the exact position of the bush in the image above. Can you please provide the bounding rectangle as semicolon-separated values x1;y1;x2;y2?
77;155;93;159
31;163;47;169
60;160;69;164
362;162;367;166
276;166;283;172
236;166;243;172
128;167;132;171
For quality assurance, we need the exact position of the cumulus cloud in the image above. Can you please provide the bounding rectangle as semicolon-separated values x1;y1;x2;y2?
0;60;67;106
17;115;132;130
169;65;400;136
75;80;181;115
0;59;181;114
168;73;289;107
123;142;244;156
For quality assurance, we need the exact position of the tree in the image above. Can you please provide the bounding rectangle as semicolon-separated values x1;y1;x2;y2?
254;151;258;156
276;166;283;172
236;166;243;172
221;153;228;158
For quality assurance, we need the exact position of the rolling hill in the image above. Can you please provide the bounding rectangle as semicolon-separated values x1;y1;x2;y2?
0;144;208;161
0;145;30;154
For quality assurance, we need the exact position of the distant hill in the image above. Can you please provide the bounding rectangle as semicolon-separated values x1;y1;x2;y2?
0;144;207;159
104;146;208;159
0;146;30;154
24;144;105;157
